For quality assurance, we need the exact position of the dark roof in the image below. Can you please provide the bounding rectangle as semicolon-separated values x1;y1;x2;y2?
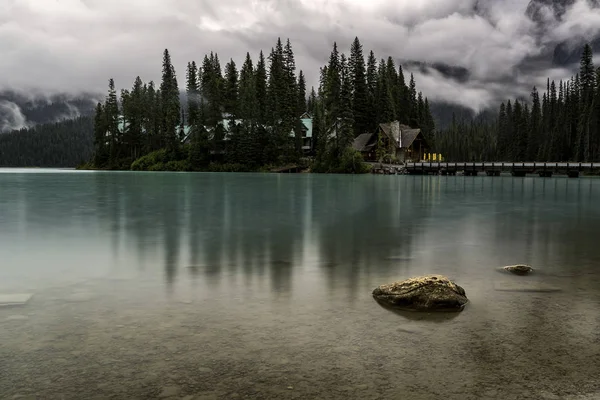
401;129;422;149
378;122;400;143
352;132;375;152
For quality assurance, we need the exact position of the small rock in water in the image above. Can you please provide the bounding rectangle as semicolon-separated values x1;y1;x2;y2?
503;264;534;275
372;275;468;311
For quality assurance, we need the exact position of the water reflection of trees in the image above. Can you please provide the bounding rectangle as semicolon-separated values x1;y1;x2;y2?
85;173;436;296
16;172;594;300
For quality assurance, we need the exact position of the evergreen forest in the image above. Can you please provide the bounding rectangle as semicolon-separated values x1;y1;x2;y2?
0;116;93;167
435;44;600;163
4;41;599;169
89;37;435;172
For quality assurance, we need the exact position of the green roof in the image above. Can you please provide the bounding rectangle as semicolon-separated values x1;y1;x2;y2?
301;118;313;138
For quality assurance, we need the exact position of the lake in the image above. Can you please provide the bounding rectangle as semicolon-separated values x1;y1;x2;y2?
1;169;599;399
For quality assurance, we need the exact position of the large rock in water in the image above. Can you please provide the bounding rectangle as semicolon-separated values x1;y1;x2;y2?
372;275;468;311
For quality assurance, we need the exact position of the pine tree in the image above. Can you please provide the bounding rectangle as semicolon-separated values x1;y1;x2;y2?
294;70;307;155
255;51;268;125
297;71;307;116
159;49;181;154
338;53;354;150
324;42;341;128
528;87;541;160
266;38;290;161
146;81;161;152
386;57;399;122
422;98;435;142
408;74;418;127
123;76;144;159
375;59;395;123
396;65;409;124
417;91;425;128
307;87;317;114
223;59;239;118
267;39;284;125
283;38;298;119
366;50;378;130
93;102;108;166
105;78;120;164
186;61;200;127
580;44;595;104
238;53;257;121
237;52;261;165
349;37;369;136
505;100;513;160
201;53;222;128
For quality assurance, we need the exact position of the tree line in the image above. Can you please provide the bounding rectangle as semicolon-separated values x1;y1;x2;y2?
0;116;93;167
91;37;435;172
435;43;600;162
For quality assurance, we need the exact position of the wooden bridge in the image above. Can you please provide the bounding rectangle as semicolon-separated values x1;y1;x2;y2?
405;162;600;178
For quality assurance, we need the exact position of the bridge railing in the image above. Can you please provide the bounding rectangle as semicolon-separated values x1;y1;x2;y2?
405;162;596;170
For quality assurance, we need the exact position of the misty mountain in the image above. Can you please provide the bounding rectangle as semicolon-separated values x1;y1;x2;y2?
3;0;600;135
525;0;600;66
0;91;99;133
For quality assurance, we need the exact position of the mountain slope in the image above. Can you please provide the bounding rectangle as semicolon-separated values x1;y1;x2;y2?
0;91;99;133
0;116;94;167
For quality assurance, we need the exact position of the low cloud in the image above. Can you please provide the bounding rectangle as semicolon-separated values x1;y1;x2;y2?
2;0;600;112
0;101;30;132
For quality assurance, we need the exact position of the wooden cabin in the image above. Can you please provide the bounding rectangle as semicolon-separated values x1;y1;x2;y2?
352;121;429;163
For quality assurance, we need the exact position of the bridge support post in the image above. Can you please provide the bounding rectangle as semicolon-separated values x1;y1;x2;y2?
538;171;553;177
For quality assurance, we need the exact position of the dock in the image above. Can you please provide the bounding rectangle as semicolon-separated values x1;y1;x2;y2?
404;162;600;178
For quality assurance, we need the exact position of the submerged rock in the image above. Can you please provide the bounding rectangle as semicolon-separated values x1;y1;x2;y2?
372;275;468;311
493;281;561;293
503;264;534;275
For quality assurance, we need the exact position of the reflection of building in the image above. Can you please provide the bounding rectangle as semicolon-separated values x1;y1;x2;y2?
352;121;429;163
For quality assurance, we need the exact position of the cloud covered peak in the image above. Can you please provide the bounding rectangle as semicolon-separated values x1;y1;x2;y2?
2;0;600;112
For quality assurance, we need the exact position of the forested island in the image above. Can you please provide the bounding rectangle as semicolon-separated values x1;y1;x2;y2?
2;41;599;170
85;37;436;173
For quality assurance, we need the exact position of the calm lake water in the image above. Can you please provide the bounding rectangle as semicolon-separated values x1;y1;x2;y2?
1;169;600;399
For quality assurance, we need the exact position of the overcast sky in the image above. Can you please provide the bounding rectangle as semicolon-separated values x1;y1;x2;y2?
2;0;600;111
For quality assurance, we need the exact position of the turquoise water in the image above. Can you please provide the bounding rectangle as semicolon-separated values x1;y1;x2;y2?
1;169;599;399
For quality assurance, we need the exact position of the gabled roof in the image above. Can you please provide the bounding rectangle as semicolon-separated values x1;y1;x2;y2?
352;132;375;152
378;121;401;143
401;129;422;149
378;121;425;149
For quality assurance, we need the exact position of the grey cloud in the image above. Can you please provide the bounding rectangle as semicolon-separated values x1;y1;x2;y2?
0;101;30;132
2;0;600;113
